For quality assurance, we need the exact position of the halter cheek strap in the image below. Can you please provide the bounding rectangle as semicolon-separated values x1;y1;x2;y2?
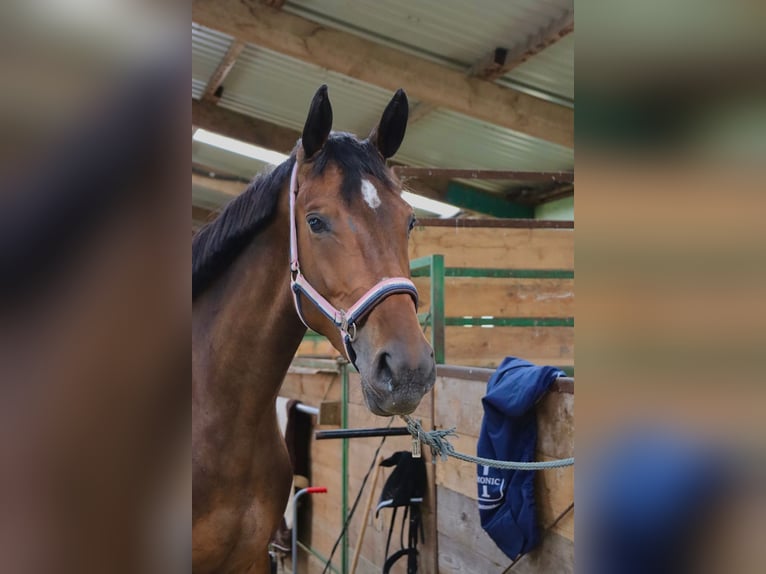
288;162;418;367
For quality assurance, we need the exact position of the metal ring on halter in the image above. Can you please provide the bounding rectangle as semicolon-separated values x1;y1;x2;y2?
343;321;358;343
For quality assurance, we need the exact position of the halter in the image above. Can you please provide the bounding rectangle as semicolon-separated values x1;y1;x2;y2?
288;162;419;367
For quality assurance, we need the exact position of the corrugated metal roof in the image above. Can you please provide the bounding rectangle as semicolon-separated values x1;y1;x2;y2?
192;23;233;99
396;109;573;193
283;0;573;101
218;43;422;137
211;43;571;193
190;3;574;215
503;33;574;101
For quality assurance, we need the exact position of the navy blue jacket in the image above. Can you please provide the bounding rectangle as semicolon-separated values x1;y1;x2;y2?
476;356;564;560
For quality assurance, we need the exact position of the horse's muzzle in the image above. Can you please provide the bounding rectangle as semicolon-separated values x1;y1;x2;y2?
362;343;436;415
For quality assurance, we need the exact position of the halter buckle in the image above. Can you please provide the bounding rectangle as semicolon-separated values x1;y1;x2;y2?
340;312;357;343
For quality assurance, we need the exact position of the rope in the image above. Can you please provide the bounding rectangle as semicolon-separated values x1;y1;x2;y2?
320;419;393;574
401;416;574;470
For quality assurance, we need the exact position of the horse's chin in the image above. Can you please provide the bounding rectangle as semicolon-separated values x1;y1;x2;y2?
360;383;421;417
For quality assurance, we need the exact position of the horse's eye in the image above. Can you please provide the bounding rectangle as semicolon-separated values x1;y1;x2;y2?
307;215;328;234
408;216;418;235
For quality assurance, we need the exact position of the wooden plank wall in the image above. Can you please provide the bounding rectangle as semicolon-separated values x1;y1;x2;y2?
294;222;574;369
433;374;574;574
278;366;574;574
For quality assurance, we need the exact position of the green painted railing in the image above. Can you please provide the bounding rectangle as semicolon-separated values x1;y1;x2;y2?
410;254;574;372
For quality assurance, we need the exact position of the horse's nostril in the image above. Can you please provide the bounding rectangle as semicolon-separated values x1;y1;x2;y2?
375;352;394;391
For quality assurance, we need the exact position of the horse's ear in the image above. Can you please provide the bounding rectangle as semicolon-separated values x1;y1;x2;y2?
302;84;333;159
370;89;408;159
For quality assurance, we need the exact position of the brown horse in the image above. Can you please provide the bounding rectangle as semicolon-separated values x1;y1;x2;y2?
192;86;436;573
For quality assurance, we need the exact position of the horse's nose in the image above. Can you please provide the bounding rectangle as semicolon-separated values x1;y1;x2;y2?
373;338;435;391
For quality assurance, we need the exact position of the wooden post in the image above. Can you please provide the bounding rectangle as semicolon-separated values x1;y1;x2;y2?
350;457;383;574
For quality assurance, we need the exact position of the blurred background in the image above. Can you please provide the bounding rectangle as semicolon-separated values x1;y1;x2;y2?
576;0;766;572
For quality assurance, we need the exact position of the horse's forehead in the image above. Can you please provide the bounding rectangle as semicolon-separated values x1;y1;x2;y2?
360;178;381;209
309;164;390;201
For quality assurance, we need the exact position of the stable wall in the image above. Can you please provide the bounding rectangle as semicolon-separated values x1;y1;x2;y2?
279;363;574;574
296;220;575;370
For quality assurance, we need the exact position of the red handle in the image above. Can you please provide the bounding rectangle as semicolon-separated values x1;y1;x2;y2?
306;486;327;494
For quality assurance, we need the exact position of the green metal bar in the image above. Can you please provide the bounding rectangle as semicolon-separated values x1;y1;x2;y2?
340;364;349;574
430;255;446;364
296;541;341;574
445;181;536;218
409;255;435;273
445;317;574;327
410;267;574;279
302;330;326;340
444;268;574;279
418;314;574;328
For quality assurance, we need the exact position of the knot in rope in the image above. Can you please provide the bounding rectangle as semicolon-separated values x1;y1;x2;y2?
402;415;457;461
401;415;575;471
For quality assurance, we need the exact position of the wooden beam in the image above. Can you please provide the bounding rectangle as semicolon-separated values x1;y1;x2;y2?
192;101;471;203
409;47;512;125
192;0;573;147
202;40;246;103
416;218;573;229
192;171;246;197
406;102;438;126
192;99;300;153
192;103;557;215
503;182;574;205
394;167;574;183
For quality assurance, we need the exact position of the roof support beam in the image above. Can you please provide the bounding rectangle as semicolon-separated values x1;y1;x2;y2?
409;48;510;126
192;101;565;215
393;167;574;184
202;40;246;103
192;100;484;203
192;0;573;147
192;171;245;198
193;99;301;152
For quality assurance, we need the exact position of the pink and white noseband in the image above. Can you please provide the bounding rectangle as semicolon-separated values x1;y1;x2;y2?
288;162;419;367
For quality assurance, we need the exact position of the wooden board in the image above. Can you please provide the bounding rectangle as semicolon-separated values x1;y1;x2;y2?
436;487;574;574
408;227;574;270
433;376;574;541
295;337;342;359
442;326;573;368
413;277;574;319
432;434;573;542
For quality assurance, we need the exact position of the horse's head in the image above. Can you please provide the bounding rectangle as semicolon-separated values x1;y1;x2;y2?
290;85;436;416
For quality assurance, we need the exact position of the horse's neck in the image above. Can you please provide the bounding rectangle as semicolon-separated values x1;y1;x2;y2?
192;208;306;412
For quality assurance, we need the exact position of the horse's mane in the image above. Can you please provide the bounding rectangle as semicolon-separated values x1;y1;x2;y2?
192;133;392;301
192;156;296;300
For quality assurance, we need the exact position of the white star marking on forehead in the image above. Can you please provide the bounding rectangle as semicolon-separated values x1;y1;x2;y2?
361;179;381;209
